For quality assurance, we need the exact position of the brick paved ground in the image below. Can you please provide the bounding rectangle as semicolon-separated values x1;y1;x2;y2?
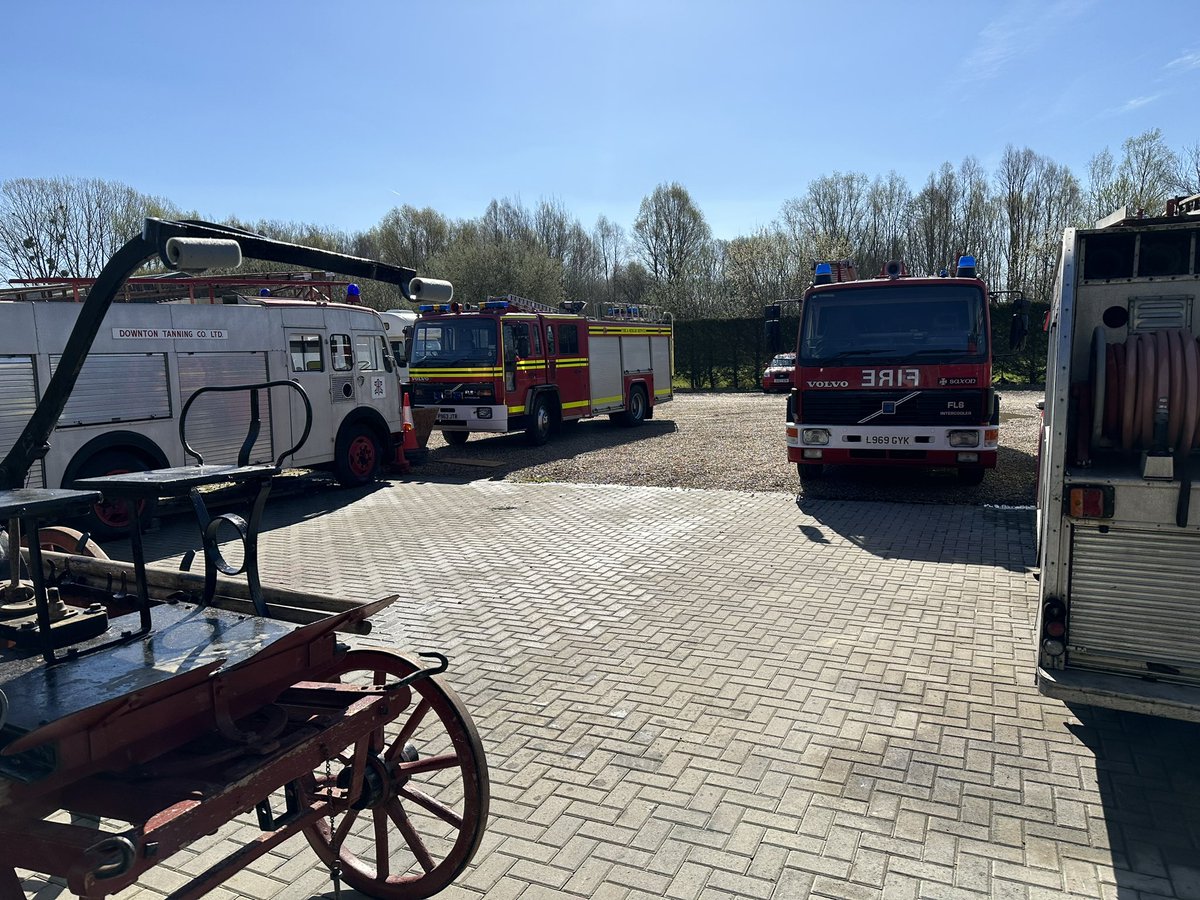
16;479;1200;899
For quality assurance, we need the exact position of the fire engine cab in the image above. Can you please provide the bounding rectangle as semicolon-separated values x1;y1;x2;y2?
785;257;1000;485
408;296;673;445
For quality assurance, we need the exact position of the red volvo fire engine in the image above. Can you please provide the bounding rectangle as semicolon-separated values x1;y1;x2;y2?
786;257;1000;485
408;295;673;445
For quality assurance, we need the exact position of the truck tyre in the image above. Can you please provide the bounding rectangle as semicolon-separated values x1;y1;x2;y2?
526;395;552;446
958;466;986;486
70;448;157;539
443;430;469;446
334;422;383;487
616;386;648;428
797;462;825;484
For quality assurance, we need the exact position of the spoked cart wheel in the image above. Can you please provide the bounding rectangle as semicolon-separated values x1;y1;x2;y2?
29;525;109;559
302;649;489;899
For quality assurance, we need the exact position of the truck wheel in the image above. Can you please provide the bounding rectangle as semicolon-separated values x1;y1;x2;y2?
958;466;986;486
797;462;825;484
334;422;383;487
70;449;157;539
616;386;648;427
443;430;469;446
526;396;552;446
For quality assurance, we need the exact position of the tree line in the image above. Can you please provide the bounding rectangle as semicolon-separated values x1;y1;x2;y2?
2;129;1196;324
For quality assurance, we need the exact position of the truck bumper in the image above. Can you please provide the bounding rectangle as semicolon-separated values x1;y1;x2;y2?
787;422;998;468
1038;666;1200;723
418;404;509;432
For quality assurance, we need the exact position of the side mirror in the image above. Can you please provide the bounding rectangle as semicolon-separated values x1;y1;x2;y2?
765;320;781;354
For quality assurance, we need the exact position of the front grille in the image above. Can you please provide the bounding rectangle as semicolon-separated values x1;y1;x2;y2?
799;390;984;426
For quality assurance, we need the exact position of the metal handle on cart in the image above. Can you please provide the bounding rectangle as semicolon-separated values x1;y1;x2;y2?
178;379;313;468
85;835;137;880
387;652;449;689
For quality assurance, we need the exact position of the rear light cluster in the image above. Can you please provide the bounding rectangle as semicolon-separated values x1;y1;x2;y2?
1041;597;1067;660
1068;485;1114;518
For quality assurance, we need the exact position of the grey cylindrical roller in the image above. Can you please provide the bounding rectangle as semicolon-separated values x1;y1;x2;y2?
164;237;243;272
409;277;454;302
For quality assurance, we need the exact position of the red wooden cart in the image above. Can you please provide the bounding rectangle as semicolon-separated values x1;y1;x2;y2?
0;220;488;899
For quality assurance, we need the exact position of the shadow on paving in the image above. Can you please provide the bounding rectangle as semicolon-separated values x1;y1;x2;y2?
413;417;677;483
796;495;1035;572
1065;704;1200;897
795;444;1036;507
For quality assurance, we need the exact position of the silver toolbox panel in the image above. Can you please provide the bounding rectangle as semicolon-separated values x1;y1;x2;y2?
1069;524;1200;676
652;336;672;399
51;353;170;427
588;337;624;412
623;334;651;373
177;353;273;466
0;356;42;488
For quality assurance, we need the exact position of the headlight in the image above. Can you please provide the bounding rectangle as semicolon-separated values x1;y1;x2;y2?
476;407;493;419
948;430;980;448
801;428;830;445
461;385;493;399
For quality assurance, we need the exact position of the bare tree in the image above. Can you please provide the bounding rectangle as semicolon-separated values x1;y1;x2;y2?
780;171;870;263
1171;141;1200;195
632;182;712;288
0;177;175;283
859;172;912;276
1117;129;1177;215
371;205;451;271
592;215;626;302
723;227;803;315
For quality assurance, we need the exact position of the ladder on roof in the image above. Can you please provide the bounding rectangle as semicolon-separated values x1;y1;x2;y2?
487;294;560;314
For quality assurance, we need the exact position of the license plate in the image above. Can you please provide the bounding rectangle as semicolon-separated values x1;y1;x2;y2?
436;413;462;424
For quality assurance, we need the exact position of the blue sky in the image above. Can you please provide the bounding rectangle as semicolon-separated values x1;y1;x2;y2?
2;0;1197;241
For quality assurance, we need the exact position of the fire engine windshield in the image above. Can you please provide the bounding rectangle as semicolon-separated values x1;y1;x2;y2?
410;319;499;366
798;285;988;365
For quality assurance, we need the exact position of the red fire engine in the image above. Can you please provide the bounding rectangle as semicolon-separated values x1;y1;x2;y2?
408;295;673;445
785;257;999;485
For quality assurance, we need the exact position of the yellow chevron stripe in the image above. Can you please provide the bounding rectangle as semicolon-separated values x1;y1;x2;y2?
410;367;502;377
508;405;525;414
562;400;589;410
589;328;672;336
592;394;622;405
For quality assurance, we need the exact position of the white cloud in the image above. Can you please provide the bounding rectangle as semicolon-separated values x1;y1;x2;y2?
1166;51;1200;71
1113;94;1162;113
962;0;1092;82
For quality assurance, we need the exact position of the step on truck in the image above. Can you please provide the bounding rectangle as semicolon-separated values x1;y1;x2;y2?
1036;194;1200;721
783;257;1000;485
407;296;673;445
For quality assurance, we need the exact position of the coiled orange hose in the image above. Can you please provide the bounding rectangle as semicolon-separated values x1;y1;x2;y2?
1096;328;1200;454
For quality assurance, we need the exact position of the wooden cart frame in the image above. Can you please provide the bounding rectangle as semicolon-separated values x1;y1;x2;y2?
0;220;488;899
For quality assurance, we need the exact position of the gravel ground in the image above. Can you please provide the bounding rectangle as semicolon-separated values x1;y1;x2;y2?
409;390;1042;506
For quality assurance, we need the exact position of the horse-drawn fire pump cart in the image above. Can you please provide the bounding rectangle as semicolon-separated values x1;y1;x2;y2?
0;219;489;899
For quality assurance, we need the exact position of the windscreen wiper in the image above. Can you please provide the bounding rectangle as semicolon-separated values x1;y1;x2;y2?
809;348;899;364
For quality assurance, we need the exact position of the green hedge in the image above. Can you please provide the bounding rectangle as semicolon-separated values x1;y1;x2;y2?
671;299;1049;391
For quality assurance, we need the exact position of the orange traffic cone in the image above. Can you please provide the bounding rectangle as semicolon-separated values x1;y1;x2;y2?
393;392;419;472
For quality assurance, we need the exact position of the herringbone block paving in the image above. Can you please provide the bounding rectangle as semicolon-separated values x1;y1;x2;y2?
17;480;1200;899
